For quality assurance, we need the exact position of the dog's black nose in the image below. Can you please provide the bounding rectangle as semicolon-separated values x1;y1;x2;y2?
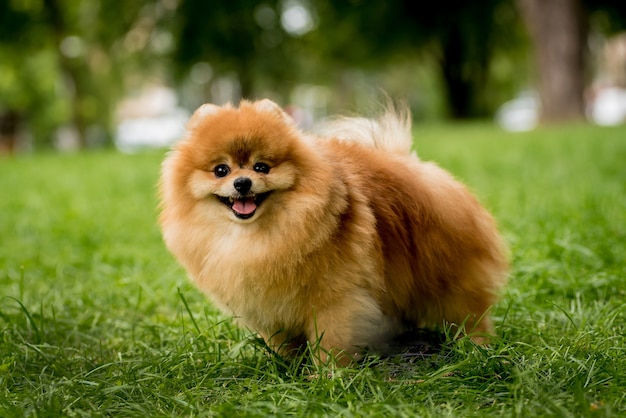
233;177;252;194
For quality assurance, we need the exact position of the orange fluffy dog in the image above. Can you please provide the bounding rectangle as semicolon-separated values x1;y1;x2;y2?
159;99;508;365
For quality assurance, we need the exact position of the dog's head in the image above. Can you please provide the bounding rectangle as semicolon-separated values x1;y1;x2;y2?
165;100;308;223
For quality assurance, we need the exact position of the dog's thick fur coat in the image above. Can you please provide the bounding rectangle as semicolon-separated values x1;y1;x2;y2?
159;100;508;364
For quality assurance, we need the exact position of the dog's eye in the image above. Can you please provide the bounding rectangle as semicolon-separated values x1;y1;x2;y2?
214;164;230;178
253;162;271;174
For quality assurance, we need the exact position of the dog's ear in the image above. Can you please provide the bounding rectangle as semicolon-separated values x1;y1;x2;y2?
253;99;295;125
254;99;283;114
190;103;222;123
187;102;234;130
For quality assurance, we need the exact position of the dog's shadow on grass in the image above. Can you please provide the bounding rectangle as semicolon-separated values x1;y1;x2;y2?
380;329;446;361
247;328;447;377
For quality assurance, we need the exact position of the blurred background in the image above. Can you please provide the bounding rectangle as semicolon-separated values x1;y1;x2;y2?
0;0;625;153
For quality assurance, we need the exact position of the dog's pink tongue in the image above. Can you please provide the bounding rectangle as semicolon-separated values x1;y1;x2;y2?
232;198;256;215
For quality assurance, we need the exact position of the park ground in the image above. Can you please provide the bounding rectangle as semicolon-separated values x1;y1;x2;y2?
0;122;625;416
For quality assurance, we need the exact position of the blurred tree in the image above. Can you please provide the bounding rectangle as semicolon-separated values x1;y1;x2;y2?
0;1;57;151
0;0;174;149
4;0;625;152
292;0;521;119
586;0;626;32
516;0;626;124
302;0;523;119
516;0;587;123
171;0;296;101
170;0;528;118
416;0;521;119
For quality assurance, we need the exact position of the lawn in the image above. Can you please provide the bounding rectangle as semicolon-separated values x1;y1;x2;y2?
1;122;625;417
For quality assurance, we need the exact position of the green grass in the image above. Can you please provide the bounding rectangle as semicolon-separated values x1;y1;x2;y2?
1;123;625;417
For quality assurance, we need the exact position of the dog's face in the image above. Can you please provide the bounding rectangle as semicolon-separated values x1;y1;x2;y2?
174;100;303;223
189;140;297;223
208;157;274;221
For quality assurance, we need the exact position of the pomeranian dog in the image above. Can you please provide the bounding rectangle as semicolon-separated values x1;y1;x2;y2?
159;99;508;365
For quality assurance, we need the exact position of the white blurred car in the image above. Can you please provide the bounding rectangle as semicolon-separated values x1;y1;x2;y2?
496;87;626;131
495;91;539;132
588;86;626;126
115;109;189;153
115;86;190;153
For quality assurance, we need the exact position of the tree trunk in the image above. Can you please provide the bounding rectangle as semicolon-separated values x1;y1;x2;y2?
436;2;498;120
44;0;89;148
439;26;473;119
0;110;20;154
439;25;490;119
517;0;587;123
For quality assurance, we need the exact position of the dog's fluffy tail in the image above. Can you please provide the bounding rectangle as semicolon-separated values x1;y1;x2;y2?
315;103;414;156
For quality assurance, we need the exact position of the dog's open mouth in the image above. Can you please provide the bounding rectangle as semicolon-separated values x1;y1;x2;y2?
217;192;271;219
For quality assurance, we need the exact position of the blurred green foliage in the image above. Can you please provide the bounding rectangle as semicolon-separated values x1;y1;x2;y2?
0;0;625;150
0;0;172;148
